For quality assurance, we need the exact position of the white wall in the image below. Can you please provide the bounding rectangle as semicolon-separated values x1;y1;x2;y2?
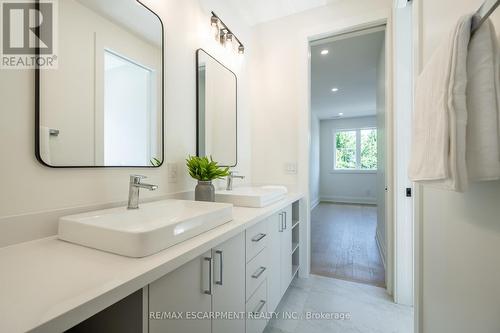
0;0;252;246
376;39;387;261
309;114;320;208
319;116;378;204
250;0;392;189
419;0;500;332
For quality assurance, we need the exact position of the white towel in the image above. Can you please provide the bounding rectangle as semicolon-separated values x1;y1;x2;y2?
39;126;51;164
409;15;472;192
466;19;500;181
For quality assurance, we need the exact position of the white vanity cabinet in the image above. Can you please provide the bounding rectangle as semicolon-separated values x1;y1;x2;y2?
268;213;281;312
149;232;245;333
267;205;293;312
149;251;212;333
280;205;293;296
212;233;246;333
148;201;300;333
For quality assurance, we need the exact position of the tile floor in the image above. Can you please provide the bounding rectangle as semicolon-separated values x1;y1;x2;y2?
264;274;413;333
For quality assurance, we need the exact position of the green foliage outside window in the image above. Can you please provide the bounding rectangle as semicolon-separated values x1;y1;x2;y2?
361;129;377;170
335;131;356;169
335;128;377;170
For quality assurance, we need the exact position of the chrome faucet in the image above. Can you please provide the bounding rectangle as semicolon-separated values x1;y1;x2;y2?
226;171;245;191
128;175;158;210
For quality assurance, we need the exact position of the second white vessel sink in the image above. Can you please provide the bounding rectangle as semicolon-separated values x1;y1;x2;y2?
216;186;288;208
58;200;233;257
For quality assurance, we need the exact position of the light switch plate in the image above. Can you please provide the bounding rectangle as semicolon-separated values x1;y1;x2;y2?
167;163;178;183
285;163;297;174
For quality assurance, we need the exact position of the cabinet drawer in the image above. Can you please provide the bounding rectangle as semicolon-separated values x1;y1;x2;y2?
246;218;269;262
246;247;268;300
246;280;268;333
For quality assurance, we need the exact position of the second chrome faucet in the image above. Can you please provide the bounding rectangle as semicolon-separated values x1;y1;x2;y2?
226;171;245;191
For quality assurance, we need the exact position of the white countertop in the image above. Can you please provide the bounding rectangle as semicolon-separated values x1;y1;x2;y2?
0;193;303;333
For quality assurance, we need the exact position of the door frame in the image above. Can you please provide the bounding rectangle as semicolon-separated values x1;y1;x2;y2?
300;8;397;295
393;2;415;307
290;2;420;332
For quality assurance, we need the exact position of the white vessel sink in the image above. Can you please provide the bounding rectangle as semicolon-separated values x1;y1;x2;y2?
58;200;233;257
216;186;287;208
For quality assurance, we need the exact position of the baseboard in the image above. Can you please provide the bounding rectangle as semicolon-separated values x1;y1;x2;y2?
376;229;387;269
311;197;320;210
320;195;377;205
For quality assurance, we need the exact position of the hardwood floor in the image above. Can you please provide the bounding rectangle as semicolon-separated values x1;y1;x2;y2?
311;203;385;287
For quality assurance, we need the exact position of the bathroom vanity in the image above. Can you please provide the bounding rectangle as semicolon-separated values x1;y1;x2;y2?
0;194;303;333
1;0;307;332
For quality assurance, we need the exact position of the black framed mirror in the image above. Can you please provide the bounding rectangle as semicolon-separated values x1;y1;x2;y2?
196;49;237;167
35;0;164;168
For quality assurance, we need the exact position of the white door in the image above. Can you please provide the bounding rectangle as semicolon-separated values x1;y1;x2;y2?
280;206;293;296
103;51;153;166
149;251;212;333
267;213;282;312
212;233;246;333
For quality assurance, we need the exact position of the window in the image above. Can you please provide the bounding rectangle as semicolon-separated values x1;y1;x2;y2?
334;128;377;171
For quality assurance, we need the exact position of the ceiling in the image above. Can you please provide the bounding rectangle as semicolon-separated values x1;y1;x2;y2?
225;0;340;26
311;30;385;120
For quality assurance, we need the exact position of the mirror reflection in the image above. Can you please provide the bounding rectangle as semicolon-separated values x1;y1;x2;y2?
37;0;163;167
196;49;237;167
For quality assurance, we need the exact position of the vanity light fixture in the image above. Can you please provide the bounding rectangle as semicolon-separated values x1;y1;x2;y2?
219;28;227;44
211;15;219;27
225;32;234;50
211;15;220;38
210;12;245;54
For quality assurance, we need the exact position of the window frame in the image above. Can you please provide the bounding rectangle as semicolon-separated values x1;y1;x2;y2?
332;127;378;174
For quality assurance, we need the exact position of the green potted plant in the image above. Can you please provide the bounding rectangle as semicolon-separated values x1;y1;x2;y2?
186;156;230;202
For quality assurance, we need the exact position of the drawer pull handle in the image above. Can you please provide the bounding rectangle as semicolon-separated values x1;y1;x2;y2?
251;233;267;242
251;266;267;279
203;256;212;295
253;300;266;314
215;250;223;286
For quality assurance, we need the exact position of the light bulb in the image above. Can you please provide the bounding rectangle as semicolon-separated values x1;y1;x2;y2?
210;15;219;40
219;29;227;45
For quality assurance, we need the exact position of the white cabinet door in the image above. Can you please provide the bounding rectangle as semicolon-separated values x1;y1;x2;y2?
280;206;293;297
267;213;282;312
149;251;212;333
212;233;246;333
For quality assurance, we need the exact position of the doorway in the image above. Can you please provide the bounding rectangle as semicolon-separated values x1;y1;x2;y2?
309;26;387;288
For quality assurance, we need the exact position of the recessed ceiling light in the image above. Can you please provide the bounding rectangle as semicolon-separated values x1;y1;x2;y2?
339;113;344;116
321;49;329;55
331;88;339;92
